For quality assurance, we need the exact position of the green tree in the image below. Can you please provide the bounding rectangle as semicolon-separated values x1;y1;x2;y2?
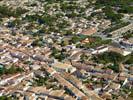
92;51;124;64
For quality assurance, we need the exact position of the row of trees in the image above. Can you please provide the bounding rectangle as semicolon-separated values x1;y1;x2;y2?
82;38;112;49
0;65;23;76
92;51;125;64
0;5;28;18
71;35;112;48
92;51;133;72
96;0;132;6
104;22;130;33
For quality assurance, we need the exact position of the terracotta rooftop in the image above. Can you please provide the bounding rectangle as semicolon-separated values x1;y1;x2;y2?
82;27;97;35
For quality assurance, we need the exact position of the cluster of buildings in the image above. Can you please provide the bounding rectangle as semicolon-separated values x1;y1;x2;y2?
0;0;132;100
0;25;132;99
